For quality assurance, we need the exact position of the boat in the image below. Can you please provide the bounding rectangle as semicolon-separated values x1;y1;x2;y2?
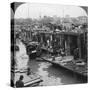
26;41;42;59
42;56;87;77
11;70;43;87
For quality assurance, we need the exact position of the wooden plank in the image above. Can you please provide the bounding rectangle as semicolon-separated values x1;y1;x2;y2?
42;57;87;77
14;72;42;87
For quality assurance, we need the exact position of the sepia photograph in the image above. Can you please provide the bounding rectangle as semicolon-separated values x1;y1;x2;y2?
11;2;88;88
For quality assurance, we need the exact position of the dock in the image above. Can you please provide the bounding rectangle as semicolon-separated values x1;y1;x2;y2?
41;56;87;77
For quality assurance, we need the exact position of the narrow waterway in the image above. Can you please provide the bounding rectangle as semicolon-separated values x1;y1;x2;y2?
16;40;87;86
29;60;86;86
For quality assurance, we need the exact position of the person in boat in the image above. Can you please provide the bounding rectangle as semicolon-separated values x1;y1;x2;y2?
16;75;24;88
27;67;31;75
52;56;55;61
60;48;65;57
74;48;79;60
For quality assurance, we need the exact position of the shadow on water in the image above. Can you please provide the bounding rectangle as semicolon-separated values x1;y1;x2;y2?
49;64;87;84
29;60;87;86
16;40;87;86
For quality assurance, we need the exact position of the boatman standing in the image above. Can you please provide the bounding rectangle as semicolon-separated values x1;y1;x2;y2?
16;75;24;88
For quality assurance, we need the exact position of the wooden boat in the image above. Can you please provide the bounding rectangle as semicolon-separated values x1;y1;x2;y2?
42;56;87;77
11;70;43;87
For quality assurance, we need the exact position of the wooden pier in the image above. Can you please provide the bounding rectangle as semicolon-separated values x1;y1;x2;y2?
41;56;87;77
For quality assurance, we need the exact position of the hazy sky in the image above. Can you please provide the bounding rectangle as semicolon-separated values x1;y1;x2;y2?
14;3;87;19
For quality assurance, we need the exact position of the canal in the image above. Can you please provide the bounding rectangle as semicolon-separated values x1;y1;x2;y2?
28;59;86;86
16;40;87;86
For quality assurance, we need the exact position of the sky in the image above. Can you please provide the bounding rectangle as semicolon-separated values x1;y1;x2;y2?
14;3;87;19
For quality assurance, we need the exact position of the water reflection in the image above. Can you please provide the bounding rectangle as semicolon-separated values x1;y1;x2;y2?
29;60;85;86
15;40;86;86
36;62;62;86
15;39;29;70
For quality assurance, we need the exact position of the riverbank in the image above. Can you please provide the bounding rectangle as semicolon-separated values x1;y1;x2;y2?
41;55;87;77
28;59;87;86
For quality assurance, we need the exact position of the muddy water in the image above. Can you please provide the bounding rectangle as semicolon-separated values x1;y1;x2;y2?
15;39;29;70
29;60;86;86
16;40;86;86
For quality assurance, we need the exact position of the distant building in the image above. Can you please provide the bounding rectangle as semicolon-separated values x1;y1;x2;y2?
78;16;88;24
